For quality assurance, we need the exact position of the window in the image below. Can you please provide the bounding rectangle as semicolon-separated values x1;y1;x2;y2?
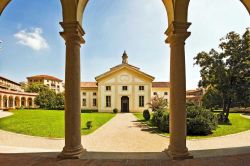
139;96;144;107
122;86;128;91
106;96;111;107
82;99;86;106
93;98;97;107
106;86;111;91
164;92;168;95
82;92;86;96
139;86;144;91
153;92;157;95
93;92;96;96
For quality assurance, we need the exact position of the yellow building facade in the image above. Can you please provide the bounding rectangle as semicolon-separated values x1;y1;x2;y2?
81;52;170;112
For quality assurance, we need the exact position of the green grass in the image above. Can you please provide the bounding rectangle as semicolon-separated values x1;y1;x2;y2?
133;113;250;139
0;109;115;138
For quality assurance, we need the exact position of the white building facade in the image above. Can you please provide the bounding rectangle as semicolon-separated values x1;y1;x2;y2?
80;52;170;112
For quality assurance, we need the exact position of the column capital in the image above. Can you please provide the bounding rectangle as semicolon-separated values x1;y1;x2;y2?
60;21;85;44
165;21;191;44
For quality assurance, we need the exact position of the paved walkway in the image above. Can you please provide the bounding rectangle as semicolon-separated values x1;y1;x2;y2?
0;110;12;118
83;113;168;152
1;112;250;159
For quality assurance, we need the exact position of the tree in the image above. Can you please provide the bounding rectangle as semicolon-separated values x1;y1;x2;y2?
148;95;168;112
23;83;49;93
202;88;222;110
35;89;57;109
194;28;250;122
24;83;65;110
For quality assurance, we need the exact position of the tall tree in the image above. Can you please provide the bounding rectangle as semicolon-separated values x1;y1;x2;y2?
194;28;250;122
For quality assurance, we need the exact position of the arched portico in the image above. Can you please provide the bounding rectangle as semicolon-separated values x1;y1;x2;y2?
0;0;249;160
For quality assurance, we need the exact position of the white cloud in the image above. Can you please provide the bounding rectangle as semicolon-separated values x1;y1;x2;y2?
14;27;48;50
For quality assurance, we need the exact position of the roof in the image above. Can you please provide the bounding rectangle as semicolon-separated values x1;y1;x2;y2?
0;89;38;97
27;75;62;82
152;82;170;88
81;82;98;88
95;63;155;81
0;76;21;86
186;89;202;93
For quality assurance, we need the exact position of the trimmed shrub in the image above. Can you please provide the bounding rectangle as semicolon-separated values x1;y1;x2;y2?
86;121;92;129
113;108;118;114
159;112;169;132
186;106;218;135
151;108;165;127
143;109;150;121
81;109;98;113
150;105;218;136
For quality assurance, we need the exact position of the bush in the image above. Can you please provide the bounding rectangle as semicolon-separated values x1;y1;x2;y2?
151;108;165;127
81;109;98;113
86;121;92;129
143;110;150;121
159;112;169;132
186;106;218;135
150;105;218;136
113;108;118;113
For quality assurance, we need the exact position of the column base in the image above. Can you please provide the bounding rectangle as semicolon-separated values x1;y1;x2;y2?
58;145;86;159
164;149;193;160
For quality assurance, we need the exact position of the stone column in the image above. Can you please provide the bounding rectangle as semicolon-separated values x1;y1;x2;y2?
165;22;193;160
6;96;9;108
0;95;3;109
19;97;22;108
58;21;85;159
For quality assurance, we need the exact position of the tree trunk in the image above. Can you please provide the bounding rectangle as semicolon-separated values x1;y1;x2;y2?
225;98;232;120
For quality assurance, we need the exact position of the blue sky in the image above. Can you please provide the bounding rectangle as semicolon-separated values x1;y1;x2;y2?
0;0;249;89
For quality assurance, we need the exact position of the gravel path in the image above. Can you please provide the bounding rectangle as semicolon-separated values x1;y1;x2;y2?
82;113;168;152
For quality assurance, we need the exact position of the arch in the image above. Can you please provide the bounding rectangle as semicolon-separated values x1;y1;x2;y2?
8;96;14;108
3;95;8;108
21;97;26;108
0;0;10;15
27;97;33;108
0;95;2;109
15;96;21;109
121;96;129;113
241;0;250;14
60;0;89;26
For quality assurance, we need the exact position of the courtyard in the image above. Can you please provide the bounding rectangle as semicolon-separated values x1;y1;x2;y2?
1;110;250;160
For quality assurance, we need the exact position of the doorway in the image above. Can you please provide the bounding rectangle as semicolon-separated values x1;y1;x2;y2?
121;96;129;113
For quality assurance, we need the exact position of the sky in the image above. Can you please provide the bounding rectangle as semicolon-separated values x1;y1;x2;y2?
0;0;249;90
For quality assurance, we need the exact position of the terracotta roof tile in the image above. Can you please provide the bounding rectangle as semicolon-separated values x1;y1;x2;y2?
152;82;170;88
0;76;21;86
27;75;62;82
81;82;98;88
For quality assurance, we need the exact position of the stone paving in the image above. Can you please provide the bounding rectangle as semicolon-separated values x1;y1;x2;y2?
0;110;12;118
1;152;250;166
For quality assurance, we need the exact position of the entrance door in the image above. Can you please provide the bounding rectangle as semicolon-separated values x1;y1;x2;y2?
121;96;129;113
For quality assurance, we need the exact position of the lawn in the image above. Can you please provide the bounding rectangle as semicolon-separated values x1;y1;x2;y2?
0;109;115;138
133;113;250;139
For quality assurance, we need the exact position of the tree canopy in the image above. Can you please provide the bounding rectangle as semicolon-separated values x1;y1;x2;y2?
194;28;250;122
24;83;64;110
